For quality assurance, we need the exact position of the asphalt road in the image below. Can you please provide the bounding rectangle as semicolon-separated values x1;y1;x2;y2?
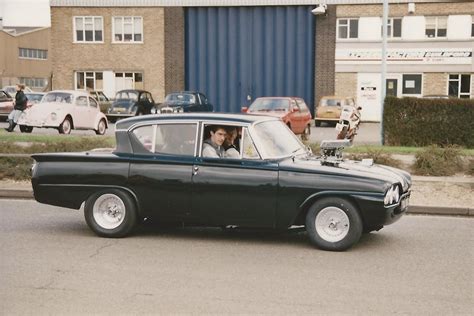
1;199;472;314
0;120;381;144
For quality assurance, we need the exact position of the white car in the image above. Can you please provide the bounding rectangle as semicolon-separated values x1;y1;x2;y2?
17;90;108;135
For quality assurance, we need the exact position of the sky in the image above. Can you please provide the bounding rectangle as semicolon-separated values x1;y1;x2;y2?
0;0;51;27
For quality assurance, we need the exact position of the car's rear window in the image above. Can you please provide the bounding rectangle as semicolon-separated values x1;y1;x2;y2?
248;99;290;112
43;92;73;104
116;91;138;101
320;99;342;107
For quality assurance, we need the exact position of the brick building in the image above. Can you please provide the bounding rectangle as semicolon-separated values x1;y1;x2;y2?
318;0;473;121
49;0;473;119
0;23;51;91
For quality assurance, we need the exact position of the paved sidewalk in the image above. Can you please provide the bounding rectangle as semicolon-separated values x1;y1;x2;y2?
0;176;472;216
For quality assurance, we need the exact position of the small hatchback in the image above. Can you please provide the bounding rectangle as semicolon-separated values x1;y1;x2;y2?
315;96;356;127
243;97;312;139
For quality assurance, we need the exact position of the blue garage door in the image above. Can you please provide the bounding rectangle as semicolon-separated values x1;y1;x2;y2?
185;6;315;113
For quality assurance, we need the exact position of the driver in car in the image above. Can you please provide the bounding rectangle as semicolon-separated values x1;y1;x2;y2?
202;125;226;158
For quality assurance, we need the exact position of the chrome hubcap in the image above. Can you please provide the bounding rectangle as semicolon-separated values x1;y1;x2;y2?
315;206;350;242
92;194;126;229
98;121;106;134
63;120;71;133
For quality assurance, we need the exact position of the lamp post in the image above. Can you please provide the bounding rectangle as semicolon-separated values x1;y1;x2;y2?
380;0;389;145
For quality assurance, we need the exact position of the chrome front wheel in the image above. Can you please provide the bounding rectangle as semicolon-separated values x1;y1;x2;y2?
315;206;350;243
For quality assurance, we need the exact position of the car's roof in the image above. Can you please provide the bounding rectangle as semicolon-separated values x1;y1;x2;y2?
167;91;199;94
320;96;353;100
254;96;302;100
116;113;278;130
117;89;149;93
25;92;45;95
46;90;88;96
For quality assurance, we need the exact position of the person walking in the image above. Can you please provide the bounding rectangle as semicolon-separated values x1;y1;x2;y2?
5;84;28;132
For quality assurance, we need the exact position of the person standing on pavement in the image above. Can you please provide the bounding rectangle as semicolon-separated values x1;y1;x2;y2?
5;84;28;132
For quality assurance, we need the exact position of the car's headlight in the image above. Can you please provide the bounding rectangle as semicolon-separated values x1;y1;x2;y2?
50;112;57;121
384;184;401;206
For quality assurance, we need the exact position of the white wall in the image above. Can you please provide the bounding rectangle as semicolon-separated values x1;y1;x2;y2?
402;16;425;40
447;15;472;40
359;17;381;41
103;71;115;99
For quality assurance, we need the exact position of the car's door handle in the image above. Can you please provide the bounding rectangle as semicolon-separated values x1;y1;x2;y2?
193;166;199;175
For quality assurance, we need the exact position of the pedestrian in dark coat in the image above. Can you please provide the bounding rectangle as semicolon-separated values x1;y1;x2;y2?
5;84;28;132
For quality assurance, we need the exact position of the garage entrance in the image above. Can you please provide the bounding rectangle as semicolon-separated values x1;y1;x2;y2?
185;6;315;113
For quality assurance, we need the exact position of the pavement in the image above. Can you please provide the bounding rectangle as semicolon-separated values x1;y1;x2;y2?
1;175;472;217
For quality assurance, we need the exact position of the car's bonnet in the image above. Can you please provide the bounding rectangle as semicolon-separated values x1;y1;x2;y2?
279;156;411;192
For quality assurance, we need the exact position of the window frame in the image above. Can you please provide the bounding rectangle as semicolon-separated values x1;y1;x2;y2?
337;18;359;40
112;16;144;44
402;74;423;96
18;48;48;60
381;17;402;38
448;74;472;99
74;71;104;91
425;16;448;39
73;16;104;43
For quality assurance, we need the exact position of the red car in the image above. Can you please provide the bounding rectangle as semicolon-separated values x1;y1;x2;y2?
242;97;312;139
0;90;14;119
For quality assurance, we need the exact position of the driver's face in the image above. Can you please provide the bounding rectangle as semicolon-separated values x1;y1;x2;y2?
211;128;226;146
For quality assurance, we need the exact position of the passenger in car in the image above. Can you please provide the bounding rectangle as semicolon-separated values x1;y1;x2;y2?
224;127;240;158
202;125;226;158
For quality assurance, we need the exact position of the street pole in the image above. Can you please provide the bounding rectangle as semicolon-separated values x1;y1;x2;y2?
380;0;389;145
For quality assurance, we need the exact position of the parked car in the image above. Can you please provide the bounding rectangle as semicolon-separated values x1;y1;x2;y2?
156;91;213;113
31;113;411;251
2;85;33;98
242;97;312;139
17;90;108;134
89;90;113;113
107;89;155;122
0;90;14;119
25;92;46;107
315;96;357;127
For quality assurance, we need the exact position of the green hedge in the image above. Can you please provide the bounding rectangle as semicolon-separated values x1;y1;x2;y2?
383;96;474;148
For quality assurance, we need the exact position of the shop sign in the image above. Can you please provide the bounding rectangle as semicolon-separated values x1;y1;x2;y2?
336;48;472;65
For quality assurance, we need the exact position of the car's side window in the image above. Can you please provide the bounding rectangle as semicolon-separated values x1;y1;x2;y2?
76;96;88;107
199;93;208;104
0;92;8;102
140;93;147;101
297;100;309;113
147;93;154;103
89;97;98;108
133;125;154;152
201;124;243;159
155;123;197;156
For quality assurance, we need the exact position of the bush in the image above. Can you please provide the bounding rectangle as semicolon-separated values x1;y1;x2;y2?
413;145;464;176
345;149;403;169
0;157;33;180
383;96;474;148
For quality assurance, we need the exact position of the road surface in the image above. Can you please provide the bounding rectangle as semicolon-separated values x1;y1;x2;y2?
1;199;472;314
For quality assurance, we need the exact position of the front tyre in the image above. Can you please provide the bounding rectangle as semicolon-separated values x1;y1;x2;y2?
58;117;72;134
84;189;137;238
305;197;362;251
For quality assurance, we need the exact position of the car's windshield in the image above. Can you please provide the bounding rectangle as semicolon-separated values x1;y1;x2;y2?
25;93;44;103
165;93;195;104
248;99;290;112
115;91;138;101
320;98;342;107
42;92;73;104
253;120;306;158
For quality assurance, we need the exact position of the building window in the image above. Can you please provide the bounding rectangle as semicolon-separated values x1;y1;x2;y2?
113;17;143;43
402;74;422;95
337;18;358;39
381;18;402;38
75;71;103;90
114;72;143;90
20;77;47;89
448;74;471;99
425;16;447;38
19;48;48;60
74;16;103;42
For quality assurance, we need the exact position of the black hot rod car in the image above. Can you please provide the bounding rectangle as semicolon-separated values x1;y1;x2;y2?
31;113;411;251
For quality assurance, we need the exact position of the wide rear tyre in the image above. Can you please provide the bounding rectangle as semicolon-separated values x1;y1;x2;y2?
19;125;33;133
305;197;363;251
84;189;137;238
